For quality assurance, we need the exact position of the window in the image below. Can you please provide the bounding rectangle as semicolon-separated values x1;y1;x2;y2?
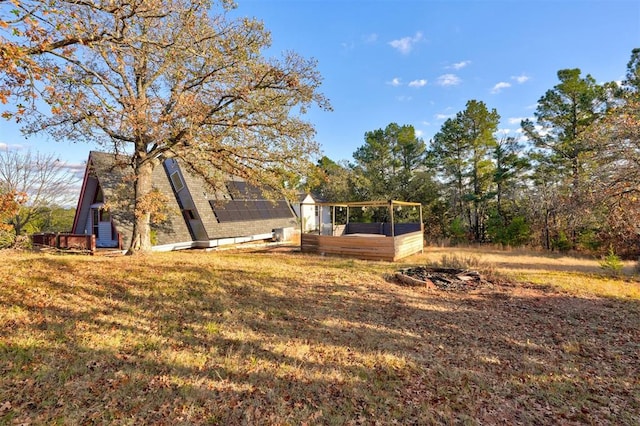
170;172;184;192
183;209;196;220
93;187;104;203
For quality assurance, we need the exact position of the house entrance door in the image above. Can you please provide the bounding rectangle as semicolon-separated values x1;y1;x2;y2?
91;208;117;247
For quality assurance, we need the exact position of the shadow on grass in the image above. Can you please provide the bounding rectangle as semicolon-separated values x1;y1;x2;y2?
1;253;639;424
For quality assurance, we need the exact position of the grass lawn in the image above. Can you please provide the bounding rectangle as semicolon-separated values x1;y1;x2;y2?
1;246;639;425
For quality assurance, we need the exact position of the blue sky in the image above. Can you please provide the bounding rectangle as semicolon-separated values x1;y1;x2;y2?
1;0;639;170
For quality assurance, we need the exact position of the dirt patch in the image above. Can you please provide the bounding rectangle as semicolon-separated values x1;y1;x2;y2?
395;266;492;291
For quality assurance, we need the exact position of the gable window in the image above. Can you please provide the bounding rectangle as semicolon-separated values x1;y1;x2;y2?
93;187;104;203
183;209;197;220
170;172;184;192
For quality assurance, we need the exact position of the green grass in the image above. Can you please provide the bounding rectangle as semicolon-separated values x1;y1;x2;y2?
0;247;639;424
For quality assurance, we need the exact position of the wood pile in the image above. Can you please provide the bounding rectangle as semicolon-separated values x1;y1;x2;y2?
395;267;487;291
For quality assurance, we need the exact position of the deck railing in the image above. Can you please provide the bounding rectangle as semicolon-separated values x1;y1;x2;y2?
31;233;98;253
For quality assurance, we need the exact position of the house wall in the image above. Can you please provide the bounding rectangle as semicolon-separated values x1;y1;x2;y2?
73;177;98;234
293;195;317;232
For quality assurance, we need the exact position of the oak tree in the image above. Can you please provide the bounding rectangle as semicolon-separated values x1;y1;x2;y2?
0;0;107;117
10;0;329;253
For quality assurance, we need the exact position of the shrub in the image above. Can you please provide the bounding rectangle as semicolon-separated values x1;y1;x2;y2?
552;231;572;252
486;213;531;247
448;218;467;244
578;229;602;252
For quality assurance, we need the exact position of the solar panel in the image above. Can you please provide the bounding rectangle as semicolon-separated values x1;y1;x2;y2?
209;183;293;223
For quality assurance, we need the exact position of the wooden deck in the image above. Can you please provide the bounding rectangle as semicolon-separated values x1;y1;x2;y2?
300;230;424;261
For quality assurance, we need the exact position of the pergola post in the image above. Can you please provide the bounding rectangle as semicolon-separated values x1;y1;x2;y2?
389;200;395;237
332;205;336;236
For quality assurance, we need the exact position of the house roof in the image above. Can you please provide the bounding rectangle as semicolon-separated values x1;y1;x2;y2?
82;151;192;247
73;151;297;249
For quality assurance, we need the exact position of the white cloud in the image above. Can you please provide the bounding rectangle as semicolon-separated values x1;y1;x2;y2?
491;81;512;94
512;74;530;84
449;60;471;70
408;79;427;88
340;41;355;52
415;129;424;137
388;31;424;54
0;143;24;151
534;124;551;137
363;33;378;43
508;117;528;125
436;74;461;86
497;128;511;135
388;77;402;87
64;162;87;174
396;95;413;102
435;113;454;120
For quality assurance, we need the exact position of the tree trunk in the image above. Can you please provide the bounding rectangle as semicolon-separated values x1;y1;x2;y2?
127;160;154;255
544;205;550;250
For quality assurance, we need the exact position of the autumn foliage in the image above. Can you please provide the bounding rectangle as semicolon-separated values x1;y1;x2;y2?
0;189;26;231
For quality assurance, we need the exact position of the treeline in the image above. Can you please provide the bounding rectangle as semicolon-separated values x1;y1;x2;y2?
309;49;640;256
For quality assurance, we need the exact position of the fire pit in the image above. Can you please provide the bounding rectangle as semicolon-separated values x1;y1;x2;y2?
395;267;487;291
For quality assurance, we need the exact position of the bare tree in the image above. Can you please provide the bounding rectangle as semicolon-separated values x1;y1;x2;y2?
0;148;79;237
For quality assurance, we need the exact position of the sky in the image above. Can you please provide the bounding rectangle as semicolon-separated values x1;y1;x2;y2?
1;0;639;173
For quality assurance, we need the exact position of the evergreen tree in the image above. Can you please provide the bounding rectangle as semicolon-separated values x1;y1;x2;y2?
522;68;614;248
430;100;499;242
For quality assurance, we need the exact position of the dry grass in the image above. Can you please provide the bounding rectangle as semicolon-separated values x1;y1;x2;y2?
1;246;639;425
425;246;640;299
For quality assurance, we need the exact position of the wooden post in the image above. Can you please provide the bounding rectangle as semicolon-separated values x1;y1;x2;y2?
332;206;336;234
389;200;395;237
346;206;350;233
299;204;303;236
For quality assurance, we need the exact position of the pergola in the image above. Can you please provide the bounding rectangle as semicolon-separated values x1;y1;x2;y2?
307;199;423;237
300;200;424;261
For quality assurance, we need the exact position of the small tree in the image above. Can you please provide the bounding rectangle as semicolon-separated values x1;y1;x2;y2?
600;245;624;277
0;189;26;247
